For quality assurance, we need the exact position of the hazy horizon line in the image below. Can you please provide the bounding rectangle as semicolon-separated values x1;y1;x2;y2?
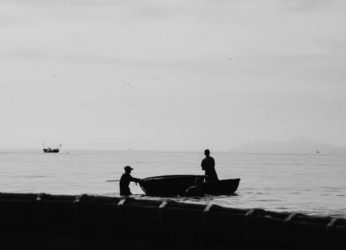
1;148;346;156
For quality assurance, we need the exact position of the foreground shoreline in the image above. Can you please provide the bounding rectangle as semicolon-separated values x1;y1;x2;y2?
0;192;345;250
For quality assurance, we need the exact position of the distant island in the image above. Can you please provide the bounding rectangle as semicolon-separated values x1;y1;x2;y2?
231;137;346;154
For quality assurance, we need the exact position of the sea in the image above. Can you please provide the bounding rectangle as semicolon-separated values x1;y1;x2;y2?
1;150;345;218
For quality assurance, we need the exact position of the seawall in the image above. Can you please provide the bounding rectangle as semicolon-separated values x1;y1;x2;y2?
0;193;345;250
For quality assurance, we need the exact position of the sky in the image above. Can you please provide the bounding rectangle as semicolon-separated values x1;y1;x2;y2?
1;0;346;151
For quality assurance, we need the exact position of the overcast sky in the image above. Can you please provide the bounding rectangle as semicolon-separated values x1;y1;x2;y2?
1;0;346;151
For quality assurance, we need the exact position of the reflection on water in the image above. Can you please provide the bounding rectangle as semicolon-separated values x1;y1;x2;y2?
177;194;238;203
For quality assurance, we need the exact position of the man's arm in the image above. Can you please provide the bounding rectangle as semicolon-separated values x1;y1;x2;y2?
129;175;141;183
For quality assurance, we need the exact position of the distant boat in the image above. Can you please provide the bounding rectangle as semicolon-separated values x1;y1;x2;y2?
43;144;62;153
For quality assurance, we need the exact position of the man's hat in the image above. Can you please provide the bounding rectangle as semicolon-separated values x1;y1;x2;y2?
124;166;133;171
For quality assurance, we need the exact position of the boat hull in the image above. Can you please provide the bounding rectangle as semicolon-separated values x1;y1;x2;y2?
139;175;240;196
43;149;60;153
139;175;205;196
197;178;240;195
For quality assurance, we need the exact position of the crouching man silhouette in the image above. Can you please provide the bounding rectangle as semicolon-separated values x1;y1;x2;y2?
119;166;141;196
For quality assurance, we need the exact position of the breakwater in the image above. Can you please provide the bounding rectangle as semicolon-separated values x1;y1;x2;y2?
0;193;344;250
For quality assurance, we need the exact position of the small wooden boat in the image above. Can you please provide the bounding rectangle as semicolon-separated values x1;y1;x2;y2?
139;175;240;196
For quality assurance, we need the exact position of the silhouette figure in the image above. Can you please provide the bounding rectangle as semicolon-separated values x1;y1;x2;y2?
119;166;141;196
201;149;219;182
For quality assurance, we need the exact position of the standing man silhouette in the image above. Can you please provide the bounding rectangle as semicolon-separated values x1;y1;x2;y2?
119;166;141;196
201;149;219;182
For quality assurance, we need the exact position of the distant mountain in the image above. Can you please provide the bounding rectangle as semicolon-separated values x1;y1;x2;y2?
232;137;346;154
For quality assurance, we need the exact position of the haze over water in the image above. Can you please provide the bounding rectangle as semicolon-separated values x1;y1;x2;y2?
1;150;345;218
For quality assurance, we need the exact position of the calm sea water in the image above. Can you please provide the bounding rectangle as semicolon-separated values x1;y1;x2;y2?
0;150;345;217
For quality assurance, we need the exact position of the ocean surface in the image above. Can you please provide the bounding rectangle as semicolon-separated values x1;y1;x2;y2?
0;150;345;218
